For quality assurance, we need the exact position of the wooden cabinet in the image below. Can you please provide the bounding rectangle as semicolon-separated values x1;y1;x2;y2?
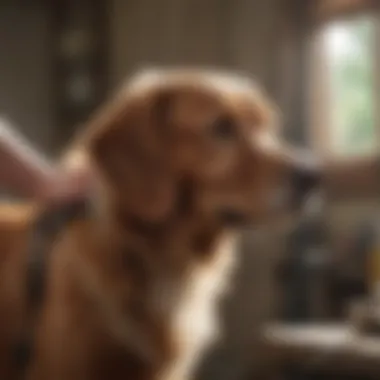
49;0;108;147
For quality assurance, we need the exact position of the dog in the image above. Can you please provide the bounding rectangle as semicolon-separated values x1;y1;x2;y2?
0;69;320;380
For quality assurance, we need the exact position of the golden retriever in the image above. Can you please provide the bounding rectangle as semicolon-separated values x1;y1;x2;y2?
0;69;319;380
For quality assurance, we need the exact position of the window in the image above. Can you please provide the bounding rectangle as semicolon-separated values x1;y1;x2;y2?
309;12;380;158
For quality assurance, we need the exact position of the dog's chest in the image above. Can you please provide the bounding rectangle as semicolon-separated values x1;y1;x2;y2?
155;235;237;380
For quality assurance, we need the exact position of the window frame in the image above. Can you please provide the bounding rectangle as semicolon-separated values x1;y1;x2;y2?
314;0;379;24
308;1;380;199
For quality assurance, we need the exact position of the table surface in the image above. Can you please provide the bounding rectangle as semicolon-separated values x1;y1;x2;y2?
262;323;380;373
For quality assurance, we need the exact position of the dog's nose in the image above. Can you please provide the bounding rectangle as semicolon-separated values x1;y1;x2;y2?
289;154;322;207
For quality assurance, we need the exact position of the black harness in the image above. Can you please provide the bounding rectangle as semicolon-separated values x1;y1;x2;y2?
13;199;88;378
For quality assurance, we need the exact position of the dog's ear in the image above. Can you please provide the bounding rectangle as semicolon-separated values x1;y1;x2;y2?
85;85;176;222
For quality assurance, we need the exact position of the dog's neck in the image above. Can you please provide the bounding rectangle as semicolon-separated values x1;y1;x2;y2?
89;177;228;269
111;206;225;268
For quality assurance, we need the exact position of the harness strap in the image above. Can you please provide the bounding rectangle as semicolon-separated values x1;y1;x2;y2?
13;199;88;378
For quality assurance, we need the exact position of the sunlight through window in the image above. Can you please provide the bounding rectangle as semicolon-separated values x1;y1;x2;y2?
319;15;376;157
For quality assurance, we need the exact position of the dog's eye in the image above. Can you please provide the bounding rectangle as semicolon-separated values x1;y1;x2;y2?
210;117;236;140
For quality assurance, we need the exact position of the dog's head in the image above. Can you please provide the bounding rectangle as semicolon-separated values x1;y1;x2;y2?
84;69;320;228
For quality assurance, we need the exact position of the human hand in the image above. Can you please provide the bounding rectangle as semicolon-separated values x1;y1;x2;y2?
37;151;92;205
38;166;91;205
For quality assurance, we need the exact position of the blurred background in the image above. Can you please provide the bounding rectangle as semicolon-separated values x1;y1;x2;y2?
1;0;380;379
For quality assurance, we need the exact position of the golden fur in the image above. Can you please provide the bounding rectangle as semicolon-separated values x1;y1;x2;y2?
0;69;302;380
